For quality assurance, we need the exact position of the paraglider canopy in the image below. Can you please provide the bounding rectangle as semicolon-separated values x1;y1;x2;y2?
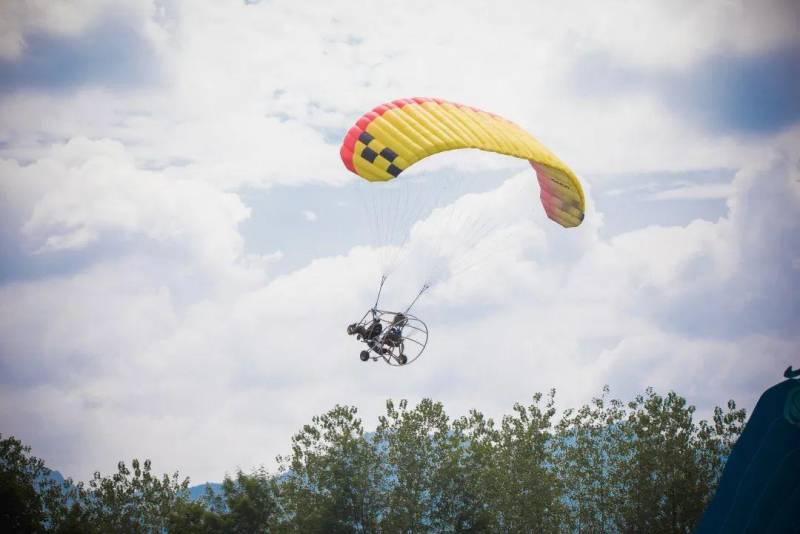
340;97;586;228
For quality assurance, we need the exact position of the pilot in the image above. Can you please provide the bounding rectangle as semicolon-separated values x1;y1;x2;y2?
347;315;382;342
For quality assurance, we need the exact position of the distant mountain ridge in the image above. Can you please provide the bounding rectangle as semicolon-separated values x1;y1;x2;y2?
188;482;223;501
41;469;223;502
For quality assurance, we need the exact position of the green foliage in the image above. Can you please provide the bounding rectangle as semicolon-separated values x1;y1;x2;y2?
428;407;495;532
493;390;567;532
0;434;48;533
60;458;189;533
220;469;280;533
166;471;280;534
556;386;626;532
375;398;450;532
3;386;746;533
278;404;385;533
612;389;744;534
0;435;91;534
614;389;703;533
166;499;225;534
556;387;746;534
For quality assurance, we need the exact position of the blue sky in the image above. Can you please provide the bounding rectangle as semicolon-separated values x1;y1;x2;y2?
0;0;798;483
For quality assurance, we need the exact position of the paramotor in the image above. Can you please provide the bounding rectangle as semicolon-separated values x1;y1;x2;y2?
340;97;586;366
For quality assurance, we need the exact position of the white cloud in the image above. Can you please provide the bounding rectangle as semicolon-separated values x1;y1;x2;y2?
0;0;112;59
3;152;797;482
1;0;795;188
301;209;317;222
562;0;799;68
0;0;170;61
0;0;798;484
2;137;255;272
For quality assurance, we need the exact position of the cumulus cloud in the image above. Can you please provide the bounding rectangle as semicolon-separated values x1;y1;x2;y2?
1;138;253;272
2;0;796;184
0;0;168;79
1;0;798;484
0;0;113;60
564;0;799;69
411;154;799;415
4;153;797;481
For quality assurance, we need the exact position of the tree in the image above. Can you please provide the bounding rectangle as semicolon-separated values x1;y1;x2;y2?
166;497;225;534
220;468;280;533
278;404;385;533
556;386;626;533
434;409;499;532
0;434;48;533
694;399;747;511
375;398;451;533
491;390;567;533
79;458;190;533
3;384;747;533
608;389;745;534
